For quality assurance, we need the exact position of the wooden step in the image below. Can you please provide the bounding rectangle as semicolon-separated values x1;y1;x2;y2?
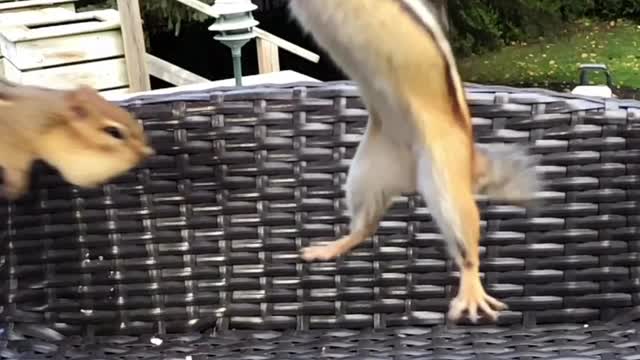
0;8;130;92
0;0;77;14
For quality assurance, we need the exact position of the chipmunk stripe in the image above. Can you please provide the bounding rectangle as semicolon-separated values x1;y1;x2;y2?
394;0;472;130
0;89;14;106
0;81;17;102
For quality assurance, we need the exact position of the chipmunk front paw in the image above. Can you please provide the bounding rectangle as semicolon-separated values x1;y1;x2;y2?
300;235;355;262
301;243;343;262
1;168;28;200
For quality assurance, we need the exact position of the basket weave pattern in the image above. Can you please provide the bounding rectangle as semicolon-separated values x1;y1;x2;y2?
1;82;639;359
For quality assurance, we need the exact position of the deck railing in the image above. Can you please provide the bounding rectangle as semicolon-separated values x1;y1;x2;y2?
117;0;321;92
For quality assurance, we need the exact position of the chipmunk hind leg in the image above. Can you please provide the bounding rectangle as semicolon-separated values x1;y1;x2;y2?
415;130;507;323
301;113;416;261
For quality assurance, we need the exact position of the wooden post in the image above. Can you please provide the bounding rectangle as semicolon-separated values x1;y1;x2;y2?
256;37;280;74
116;0;150;92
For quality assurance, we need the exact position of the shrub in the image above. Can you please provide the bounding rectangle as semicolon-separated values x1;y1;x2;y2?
450;0;593;56
591;0;640;19
447;0;640;57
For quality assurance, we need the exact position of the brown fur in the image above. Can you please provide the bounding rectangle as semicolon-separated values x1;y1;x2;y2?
289;0;541;323
0;82;154;200
393;0;472;131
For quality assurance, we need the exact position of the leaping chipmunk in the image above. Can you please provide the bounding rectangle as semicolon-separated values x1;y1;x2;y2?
288;0;542;323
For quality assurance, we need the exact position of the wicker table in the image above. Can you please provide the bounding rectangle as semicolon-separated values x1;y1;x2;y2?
2;81;639;359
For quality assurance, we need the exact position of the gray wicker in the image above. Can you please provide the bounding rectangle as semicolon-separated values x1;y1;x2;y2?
1;81;639;359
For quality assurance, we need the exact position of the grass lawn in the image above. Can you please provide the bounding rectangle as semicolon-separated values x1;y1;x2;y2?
458;19;640;92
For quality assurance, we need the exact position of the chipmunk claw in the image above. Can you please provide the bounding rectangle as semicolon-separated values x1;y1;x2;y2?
447;274;507;323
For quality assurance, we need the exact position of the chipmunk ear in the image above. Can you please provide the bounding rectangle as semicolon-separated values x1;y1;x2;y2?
63;86;96;120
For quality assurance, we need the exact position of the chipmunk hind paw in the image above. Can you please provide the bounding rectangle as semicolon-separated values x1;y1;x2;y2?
448;271;508;323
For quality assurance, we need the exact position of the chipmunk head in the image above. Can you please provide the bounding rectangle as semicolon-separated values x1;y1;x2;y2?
37;85;154;188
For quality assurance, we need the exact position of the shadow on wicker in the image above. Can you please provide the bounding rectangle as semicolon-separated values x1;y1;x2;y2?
1;81;639;359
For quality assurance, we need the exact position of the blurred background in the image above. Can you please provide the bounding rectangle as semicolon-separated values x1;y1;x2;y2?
77;0;640;98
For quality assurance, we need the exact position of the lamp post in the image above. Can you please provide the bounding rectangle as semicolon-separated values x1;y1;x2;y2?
208;0;259;86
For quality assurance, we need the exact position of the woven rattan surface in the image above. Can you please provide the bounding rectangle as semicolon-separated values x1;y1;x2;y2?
1;81;639;358
3;321;640;359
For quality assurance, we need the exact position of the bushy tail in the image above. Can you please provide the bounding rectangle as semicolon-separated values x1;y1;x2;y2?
473;143;543;208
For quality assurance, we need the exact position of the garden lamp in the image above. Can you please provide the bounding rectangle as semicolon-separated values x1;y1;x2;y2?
208;0;259;86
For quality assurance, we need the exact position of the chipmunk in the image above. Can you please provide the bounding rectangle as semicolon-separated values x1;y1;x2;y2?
289;0;542;323
0;80;154;200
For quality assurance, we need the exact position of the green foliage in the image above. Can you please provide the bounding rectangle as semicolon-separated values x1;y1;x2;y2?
592;0;640;19
76;0;116;11
447;0;640;57
458;19;640;90
447;0;503;56
79;0;216;36
77;0;640;48
140;0;215;36
449;0;594;56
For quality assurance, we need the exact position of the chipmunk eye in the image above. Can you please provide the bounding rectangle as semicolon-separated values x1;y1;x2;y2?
103;126;125;140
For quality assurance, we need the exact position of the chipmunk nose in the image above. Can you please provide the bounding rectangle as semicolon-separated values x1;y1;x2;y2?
142;146;155;157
